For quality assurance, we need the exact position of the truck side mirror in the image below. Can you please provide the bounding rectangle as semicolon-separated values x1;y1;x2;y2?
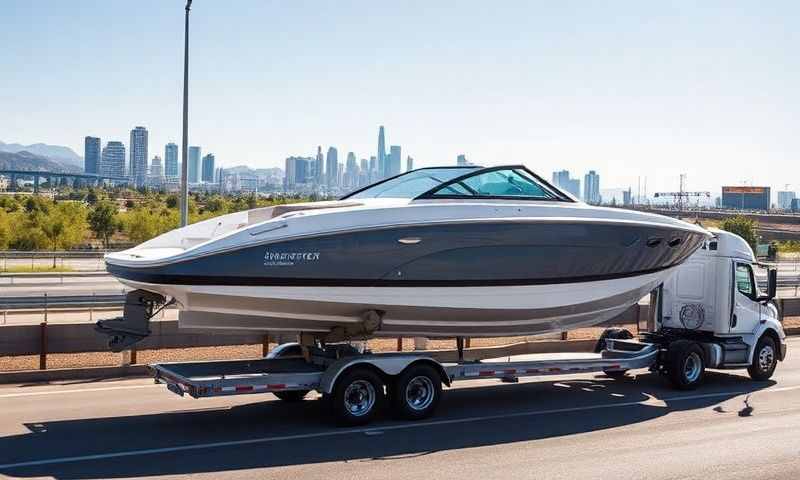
767;268;777;301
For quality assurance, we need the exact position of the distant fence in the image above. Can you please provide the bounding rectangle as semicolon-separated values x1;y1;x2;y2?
0;250;111;259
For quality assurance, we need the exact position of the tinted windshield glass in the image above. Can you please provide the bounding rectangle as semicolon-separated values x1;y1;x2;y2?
429;168;559;199
346;167;478;199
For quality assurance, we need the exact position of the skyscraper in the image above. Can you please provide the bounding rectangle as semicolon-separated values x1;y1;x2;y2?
406;156;414;172
456;154;468;166
84;136;100;174
101;141;126;178
164;143;179;179
369;156;377;182
552;170;580;198
388;145;402;176
326;147;338;188
201;153;215;183
188;146;201;183
315;146;324;184
583;170;601;204
345;152;358;188
129;126;148;187
150;156;163;177
377;126;386;178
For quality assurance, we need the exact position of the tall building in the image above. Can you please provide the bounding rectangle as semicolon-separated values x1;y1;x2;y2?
201;153;215;183
406;156;414;172
315;146;324;184
164;143;178;179
150;156;163;177
778;191;796;210
101;141;126;178
359;158;369;186
457;154;467;166
552;170;580;198
188;146;201;183
344;152;358;189
369;156;377;182
129;126;148;187
385;145;401;177
583;170;601;204
84;136;100;174
285;156;315;188
326;147;338;188
377;126;386;178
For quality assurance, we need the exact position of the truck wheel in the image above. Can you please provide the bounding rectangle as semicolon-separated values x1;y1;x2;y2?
748;336;777;381
668;340;705;390
273;390;310;402
392;364;442;420
331;368;384;426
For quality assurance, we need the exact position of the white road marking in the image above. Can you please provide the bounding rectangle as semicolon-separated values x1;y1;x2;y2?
0;384;157;399
1;383;799;471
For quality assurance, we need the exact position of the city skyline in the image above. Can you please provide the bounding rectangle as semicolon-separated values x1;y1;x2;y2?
2;2;799;196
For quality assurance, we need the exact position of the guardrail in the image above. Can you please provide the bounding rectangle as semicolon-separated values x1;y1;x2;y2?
0;250;112;259
0;271;112;285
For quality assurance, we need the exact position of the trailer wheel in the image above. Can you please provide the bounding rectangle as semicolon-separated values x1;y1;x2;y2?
748;336;777;381
667;340;705;390
391;364;443;420
595;328;634;353
331;367;385;426
273;390;310;402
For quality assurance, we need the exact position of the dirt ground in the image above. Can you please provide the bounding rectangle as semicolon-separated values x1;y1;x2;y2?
3;319;797;374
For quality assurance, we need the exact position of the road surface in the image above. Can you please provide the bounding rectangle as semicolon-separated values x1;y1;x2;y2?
0;338;798;479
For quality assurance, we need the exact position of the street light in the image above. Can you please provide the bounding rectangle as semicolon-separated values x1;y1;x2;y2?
180;0;192;227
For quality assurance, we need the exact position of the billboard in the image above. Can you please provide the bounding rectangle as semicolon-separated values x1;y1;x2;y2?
722;186;768;195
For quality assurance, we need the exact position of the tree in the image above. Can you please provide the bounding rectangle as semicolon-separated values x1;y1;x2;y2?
720;215;758;250
88;200;119;248
0;210;11;250
41;215;65;267
85;189;98;205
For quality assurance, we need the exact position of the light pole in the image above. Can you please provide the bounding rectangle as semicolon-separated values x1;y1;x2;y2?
180;0;192;227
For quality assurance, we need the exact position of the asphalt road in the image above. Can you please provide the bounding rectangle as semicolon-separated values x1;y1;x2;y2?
0;338;798;480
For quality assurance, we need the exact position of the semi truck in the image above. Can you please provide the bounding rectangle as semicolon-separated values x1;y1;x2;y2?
148;229;787;426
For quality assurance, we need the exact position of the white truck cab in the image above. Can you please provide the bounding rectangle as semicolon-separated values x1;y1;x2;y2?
657;228;787;378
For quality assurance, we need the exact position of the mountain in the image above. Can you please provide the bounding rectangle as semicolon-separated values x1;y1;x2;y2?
0;141;83;170
0;150;82;173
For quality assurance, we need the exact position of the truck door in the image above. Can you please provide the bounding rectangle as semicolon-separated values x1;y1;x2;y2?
730;262;760;333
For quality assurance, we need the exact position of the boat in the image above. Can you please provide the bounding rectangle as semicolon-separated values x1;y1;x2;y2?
98;165;710;351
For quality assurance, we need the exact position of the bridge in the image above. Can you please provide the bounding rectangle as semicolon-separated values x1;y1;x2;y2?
0;170;130;192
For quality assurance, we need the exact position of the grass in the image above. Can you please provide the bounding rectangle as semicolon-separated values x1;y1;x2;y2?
1;265;76;273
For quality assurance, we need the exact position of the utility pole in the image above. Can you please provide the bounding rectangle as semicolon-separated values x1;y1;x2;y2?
180;0;192;227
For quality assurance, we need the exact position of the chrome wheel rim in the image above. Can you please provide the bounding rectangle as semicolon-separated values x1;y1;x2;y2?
758;345;775;372
405;376;435;411
343;380;376;417
684;352;702;383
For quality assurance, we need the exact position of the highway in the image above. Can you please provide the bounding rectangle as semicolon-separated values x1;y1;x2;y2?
0;338;798;479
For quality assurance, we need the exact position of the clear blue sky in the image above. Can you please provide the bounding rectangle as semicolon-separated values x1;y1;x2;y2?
1;1;797;195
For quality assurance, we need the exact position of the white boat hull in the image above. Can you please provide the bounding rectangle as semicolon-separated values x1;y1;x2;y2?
120;267;673;338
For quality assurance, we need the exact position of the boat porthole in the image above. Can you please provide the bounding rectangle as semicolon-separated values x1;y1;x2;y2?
646;237;663;248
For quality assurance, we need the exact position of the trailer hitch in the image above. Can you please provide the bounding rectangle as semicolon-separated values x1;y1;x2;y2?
95;289;169;352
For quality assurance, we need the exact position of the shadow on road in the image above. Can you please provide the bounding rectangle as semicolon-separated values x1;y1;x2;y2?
0;370;775;479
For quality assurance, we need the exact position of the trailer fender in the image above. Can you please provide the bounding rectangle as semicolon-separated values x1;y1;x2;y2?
319;356;450;394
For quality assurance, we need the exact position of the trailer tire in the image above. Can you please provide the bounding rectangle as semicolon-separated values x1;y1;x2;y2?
391;364;442;420
331;367;385;426
748;335;777;381
595;328;634;353
667;340;705;390
273;390;310;402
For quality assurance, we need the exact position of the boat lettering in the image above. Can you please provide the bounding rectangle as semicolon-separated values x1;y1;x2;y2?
264;250;321;267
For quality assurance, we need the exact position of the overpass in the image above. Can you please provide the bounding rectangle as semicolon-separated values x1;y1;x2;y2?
0;170;129;192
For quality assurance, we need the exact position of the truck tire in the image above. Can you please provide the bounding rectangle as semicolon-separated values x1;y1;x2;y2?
667;340;705;390
748;336;777;381
274;390;310;402
331;367;385;426
391;364;442;420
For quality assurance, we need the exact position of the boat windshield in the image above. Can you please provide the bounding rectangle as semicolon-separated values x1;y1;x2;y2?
344;167;479;199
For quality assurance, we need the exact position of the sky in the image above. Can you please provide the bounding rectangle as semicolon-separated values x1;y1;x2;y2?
1;1;798;196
